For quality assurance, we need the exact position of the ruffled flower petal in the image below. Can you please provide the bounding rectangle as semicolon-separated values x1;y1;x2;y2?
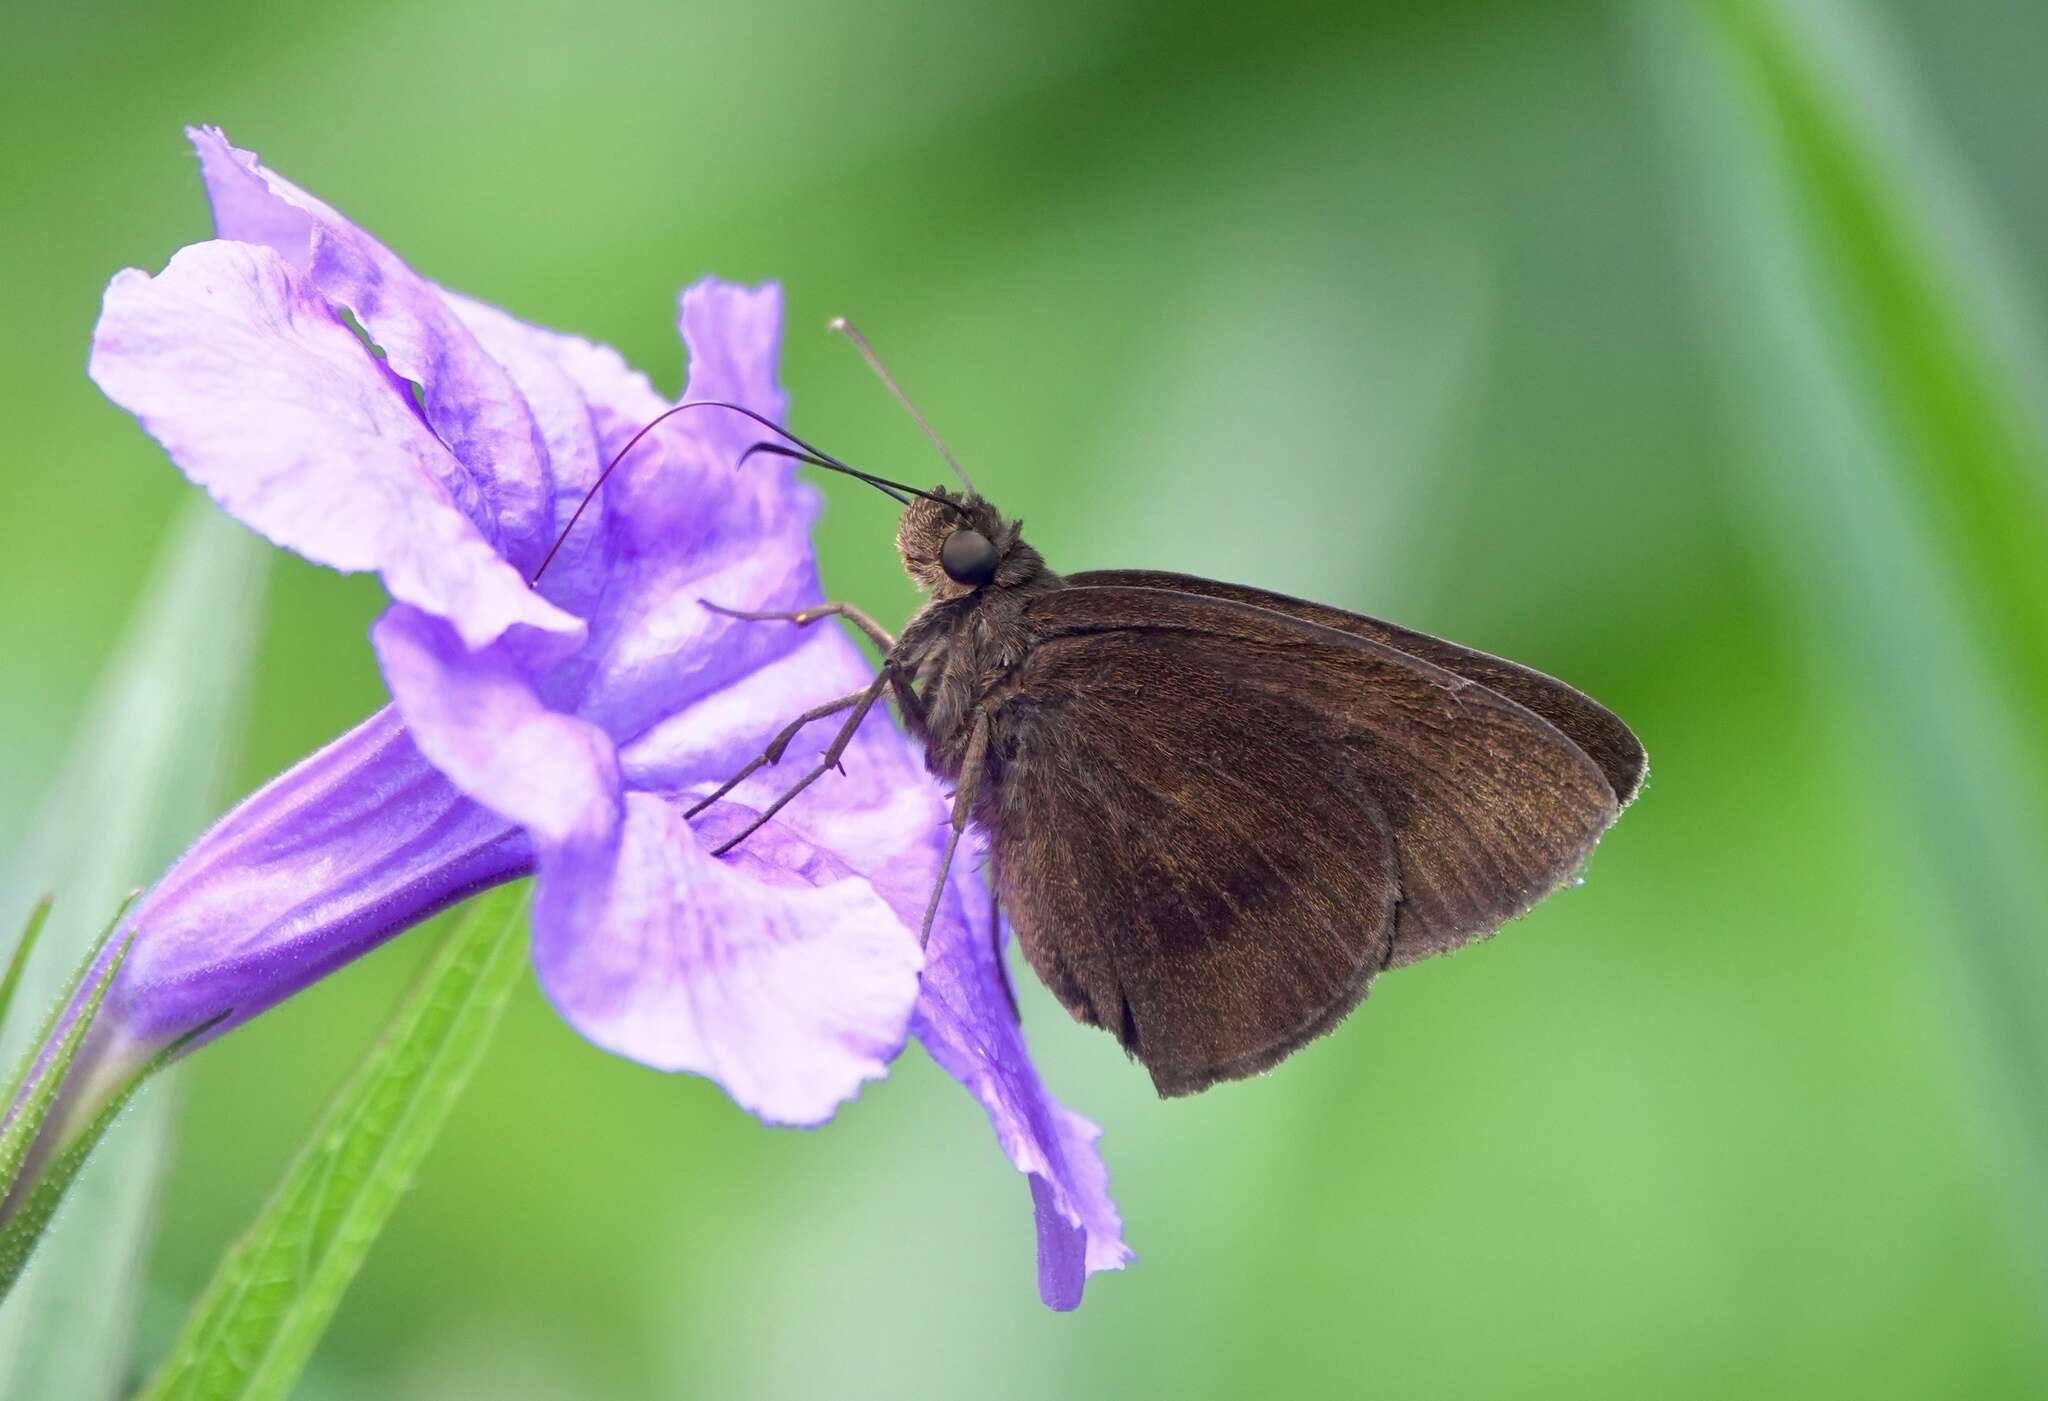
190;126;557;573
439;290;668;617
563;522;823;739
372;604;621;850
600;280;811;560
529;795;922;1126
88;240;579;654
614;612;961;933
913;862;1132;1309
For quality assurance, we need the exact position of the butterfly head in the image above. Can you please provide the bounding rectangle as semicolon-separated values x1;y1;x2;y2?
896;488;1039;600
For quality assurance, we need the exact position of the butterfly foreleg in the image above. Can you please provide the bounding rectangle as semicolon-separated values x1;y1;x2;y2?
989;881;1021;1024
699;597;896;653
917;708;990;949
703;667;892;857
698;596;929;731
683;683;877;823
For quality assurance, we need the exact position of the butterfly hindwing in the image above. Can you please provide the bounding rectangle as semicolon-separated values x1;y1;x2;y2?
987;583;1620;1094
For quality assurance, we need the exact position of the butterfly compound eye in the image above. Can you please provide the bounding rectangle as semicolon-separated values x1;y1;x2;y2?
939;528;1000;587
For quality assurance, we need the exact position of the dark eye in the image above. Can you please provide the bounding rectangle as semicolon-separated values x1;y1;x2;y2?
939;528;1000;587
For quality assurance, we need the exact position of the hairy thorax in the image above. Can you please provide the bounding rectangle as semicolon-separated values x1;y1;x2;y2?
893;573;1059;785
886;486;1060;788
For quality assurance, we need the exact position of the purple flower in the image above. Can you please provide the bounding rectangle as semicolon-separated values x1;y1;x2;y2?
44;126;1126;1307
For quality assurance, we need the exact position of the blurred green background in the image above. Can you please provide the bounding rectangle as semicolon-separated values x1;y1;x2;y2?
5;0;2047;1396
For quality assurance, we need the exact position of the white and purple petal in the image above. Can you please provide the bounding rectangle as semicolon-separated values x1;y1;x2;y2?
438;290;666;618
530;795;922;1127
372;604;621;850
190;126;557;573
914;855;1132;1310
375;601;923;1127
549;279;824;738
88;240;580;655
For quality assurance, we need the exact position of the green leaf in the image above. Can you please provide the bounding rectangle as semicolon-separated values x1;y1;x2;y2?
0;501;270;1401
0;1002;227;1300
0;900;135;1205
1695;0;2048;765
137;883;531;1401
1640;0;2048;1247
0;897;54;1037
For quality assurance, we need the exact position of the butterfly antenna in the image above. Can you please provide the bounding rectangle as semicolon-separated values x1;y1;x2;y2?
828;317;975;494
529;400;950;586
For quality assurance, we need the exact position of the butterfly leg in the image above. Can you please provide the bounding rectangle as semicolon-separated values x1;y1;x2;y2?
699;597;930;733
704;668;892;857
989;882;1021;1024
917;711;989;949
699;598;895;653
682;684;874;822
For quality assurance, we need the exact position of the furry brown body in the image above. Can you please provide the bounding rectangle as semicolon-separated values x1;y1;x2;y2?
863;490;1645;1098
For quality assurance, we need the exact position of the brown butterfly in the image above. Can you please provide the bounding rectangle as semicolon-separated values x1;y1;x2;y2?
628;329;1644;1098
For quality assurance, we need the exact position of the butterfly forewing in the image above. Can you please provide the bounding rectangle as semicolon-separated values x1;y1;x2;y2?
991;584;1620;1094
1066;569;1647;810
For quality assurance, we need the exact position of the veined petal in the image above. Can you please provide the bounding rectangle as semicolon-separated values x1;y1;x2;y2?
492;299;672;446
529;795;922;1127
670;278;800;543
913;860;1132;1309
678;279;786;412
563;523;823;738
89;240;580;653
615;619;877;793
372;604;621;850
190;126;556;572
440;290;669;618
597;279;815;559
623;622;957;930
